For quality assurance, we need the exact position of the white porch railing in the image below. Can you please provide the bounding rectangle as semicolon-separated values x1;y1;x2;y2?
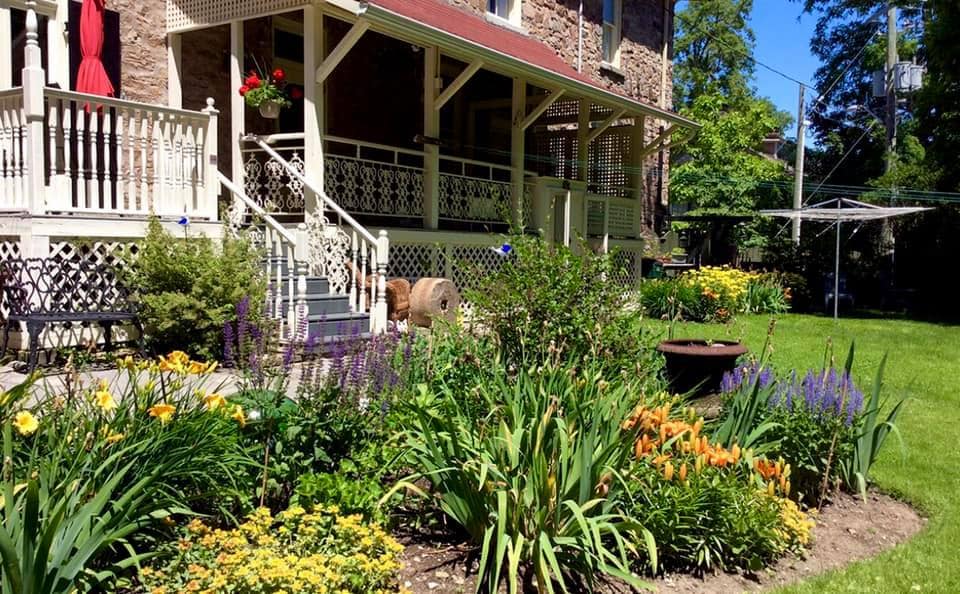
219;172;312;341
0;90;219;218
241;134;390;333
0;89;27;211
43;90;220;218
242;134;523;224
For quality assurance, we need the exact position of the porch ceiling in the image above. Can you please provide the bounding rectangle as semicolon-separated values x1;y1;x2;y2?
358;0;700;131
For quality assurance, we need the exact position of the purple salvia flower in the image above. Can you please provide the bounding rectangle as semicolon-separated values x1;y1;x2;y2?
223;320;235;367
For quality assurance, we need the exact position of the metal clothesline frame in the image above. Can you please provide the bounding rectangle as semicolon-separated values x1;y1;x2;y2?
760;198;932;320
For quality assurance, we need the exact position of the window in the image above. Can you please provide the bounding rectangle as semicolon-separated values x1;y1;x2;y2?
488;0;520;26
602;0;622;66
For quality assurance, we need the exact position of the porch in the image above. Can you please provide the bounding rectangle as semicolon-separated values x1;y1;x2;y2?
0;0;697;341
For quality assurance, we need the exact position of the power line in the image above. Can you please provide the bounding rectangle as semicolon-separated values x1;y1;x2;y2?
668;2;814;89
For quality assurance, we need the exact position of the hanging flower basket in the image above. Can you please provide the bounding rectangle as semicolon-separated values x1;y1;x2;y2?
238;66;302;119
258;100;282;119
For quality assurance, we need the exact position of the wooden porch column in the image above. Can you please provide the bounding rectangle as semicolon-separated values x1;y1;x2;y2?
629;115;647;238
167;34;183;109
510;78;526;229
229;21;245;185
577;99;590;182
46;0;69;88
303;5;325;212
422;46;440;230
22;2;46;215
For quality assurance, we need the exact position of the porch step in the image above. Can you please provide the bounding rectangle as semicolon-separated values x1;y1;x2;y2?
305;311;370;338
269;276;331;296
276;292;352;316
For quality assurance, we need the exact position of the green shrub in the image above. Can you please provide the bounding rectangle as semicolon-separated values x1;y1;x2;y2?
639;278;708;321
467;235;653;373
390;363;656;593
744;280;791;314
142;506;405;594
127;217;266;360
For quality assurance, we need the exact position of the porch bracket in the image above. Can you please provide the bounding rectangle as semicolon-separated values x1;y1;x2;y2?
434;59;483;111
636;123;680;159
316;19;370;83
520;88;565;131
586;108;627;144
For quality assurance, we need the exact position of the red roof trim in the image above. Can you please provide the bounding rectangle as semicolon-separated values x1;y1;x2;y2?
364;0;694;126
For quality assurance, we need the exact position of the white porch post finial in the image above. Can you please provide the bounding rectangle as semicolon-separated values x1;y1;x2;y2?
202;98;220;220
23;0;47;215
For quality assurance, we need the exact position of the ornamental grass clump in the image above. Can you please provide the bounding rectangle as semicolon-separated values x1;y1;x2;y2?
141;506;406;594
390;363;656;593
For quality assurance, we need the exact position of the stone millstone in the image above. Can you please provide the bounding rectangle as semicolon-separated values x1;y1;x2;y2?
410;278;460;328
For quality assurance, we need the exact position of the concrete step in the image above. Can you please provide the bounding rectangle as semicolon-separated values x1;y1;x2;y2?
274;292;351;316
305;311;370;338
269;276;330;295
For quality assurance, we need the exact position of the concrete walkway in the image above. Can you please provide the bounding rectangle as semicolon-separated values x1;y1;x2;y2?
0;362;310;401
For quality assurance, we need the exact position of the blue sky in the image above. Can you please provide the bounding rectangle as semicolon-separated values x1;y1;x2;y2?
675;0;823;139
750;0;821;139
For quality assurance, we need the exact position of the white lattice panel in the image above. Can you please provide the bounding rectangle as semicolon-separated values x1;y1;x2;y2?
451;245;504;292
48;240;138;271
388;243;441;283
167;0;307;32
589;127;631;196
611;249;642;288
0;238;21;320
608;202;636;237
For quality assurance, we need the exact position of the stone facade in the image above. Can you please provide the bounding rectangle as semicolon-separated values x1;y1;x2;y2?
109;0;168;105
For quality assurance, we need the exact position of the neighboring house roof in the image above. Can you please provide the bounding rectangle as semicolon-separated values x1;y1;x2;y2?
359;0;699;131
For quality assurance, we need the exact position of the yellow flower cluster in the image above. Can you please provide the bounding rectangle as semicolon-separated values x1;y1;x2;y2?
683;266;758;303
142;506;408;594
775;497;815;549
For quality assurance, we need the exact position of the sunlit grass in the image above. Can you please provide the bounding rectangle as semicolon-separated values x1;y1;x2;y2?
645;313;960;593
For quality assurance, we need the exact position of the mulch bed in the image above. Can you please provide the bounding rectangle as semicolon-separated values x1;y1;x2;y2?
397;490;925;593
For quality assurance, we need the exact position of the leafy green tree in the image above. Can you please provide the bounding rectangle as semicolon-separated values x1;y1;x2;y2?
671;92;791;248
916;0;960;190
674;0;757;108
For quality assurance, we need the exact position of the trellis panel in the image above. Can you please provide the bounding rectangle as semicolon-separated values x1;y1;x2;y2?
167;0;307;33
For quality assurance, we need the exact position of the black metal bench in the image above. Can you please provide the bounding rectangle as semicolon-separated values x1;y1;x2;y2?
0;258;144;371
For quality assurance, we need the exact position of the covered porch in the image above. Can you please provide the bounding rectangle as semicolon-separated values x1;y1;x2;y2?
167;0;698;261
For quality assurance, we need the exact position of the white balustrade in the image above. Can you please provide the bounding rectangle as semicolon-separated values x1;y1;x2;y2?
0;90;26;211
42;89;218;218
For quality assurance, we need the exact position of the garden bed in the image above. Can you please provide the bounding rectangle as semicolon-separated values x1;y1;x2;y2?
396;491;924;593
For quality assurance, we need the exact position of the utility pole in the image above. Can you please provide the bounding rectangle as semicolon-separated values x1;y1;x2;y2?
885;1;898;176
791;83;806;245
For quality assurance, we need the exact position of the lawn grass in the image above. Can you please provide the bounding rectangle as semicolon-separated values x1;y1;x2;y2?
646;313;959;594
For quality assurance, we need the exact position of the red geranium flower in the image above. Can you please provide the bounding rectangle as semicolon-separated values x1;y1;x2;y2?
290;86;304;100
238;85;250;97
272;68;286;82
244;72;261;87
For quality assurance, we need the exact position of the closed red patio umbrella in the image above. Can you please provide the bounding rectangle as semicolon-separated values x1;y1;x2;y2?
75;0;114;97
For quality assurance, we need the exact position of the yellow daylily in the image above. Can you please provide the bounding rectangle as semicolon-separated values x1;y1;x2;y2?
231;405;246;427
12;411;38;436
148;403;176;425
203;393;227;412
106;432;124;444
94;390;117;412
